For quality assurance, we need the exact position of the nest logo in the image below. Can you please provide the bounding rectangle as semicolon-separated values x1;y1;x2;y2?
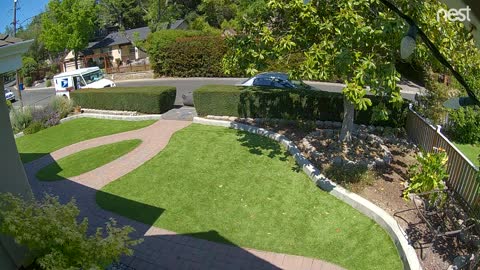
437;6;471;22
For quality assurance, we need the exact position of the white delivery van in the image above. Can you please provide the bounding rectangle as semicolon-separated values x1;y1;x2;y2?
53;67;116;98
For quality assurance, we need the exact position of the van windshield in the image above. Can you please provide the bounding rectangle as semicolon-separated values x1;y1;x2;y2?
82;70;104;85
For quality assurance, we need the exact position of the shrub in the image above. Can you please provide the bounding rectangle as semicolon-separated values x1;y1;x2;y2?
446;106;480;144
45;80;52;87
23;121;46;135
71;86;176;114
403;149;449;204
158;36;227;77
146;30;204;75
51;96;74;118
0;193;141;270
9;107;32;133
6;100;12;110
23;76;33;87
21;56;37;78
193;85;408;127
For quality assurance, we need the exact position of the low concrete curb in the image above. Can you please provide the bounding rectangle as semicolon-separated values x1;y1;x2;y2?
14;132;24;138
193;117;421;270
60;113;162;123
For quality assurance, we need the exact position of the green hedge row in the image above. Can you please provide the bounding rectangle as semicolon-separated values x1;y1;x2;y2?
193;85;408;127
71;86;176;114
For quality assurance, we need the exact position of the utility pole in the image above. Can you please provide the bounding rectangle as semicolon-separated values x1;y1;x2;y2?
13;0;24;108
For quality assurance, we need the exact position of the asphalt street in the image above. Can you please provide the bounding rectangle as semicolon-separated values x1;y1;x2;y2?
9;78;420;108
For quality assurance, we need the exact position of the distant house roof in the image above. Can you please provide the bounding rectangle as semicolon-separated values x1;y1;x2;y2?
86;19;187;51
89;26;151;50
0;34;23;47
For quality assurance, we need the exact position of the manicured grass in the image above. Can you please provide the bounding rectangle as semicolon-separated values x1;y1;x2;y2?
454;143;480;167
97;124;402;270
36;139;142;181
16;118;155;163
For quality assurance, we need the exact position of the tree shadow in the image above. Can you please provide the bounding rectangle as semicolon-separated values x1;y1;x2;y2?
23;154;283;270
235;130;289;162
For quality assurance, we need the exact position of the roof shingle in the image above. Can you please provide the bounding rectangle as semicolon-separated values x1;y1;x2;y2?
0;34;23;48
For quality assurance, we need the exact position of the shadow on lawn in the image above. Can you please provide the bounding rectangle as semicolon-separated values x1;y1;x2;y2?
20;153;50;164
235;130;306;174
24;154;281;270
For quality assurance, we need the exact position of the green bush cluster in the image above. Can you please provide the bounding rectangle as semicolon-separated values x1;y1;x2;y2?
23;76;33;87
0;193;140;269
146;30;204;75
193;85;407;127
71;86;176;114
45;80;52;87
447;106;480;144
10;97;74;134
158;36;227;77
146;30;226;77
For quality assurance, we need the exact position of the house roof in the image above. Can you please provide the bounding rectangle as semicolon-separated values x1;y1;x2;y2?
0;35;33;73
87;19;187;51
0;34;23;48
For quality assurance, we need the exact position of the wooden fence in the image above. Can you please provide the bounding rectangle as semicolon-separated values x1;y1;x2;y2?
406;105;479;216
106;64;151;74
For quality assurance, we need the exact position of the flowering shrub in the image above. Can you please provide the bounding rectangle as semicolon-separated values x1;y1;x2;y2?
403;148;449;204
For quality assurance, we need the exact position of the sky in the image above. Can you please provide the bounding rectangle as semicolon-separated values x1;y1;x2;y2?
0;0;50;34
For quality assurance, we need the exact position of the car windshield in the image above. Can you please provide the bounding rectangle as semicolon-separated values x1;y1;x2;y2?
82;70;104;85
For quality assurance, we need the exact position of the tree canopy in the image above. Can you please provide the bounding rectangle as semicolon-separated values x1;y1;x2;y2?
223;0;480;140
40;0;96;68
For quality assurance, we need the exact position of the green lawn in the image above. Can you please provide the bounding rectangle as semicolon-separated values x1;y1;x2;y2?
97;124;402;270
454;143;480;167
36;139;142;181
16;118;155;163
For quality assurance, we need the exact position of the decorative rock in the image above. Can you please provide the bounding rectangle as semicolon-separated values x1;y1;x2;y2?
332;121;342;129
374;158;386;168
228;117;237;121
324;121;332;129
316;121;325;128
447;255;471;270
323;129;334;138
333;156;343;166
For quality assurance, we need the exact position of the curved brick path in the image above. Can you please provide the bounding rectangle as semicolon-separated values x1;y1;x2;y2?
24;119;344;270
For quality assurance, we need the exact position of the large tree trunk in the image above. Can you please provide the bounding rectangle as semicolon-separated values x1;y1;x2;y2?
339;96;355;142
74;51;79;70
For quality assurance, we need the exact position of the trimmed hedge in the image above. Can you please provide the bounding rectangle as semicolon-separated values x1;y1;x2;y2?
159;36;227;77
193;85;407;127
71;86;176;114
148;34;226;77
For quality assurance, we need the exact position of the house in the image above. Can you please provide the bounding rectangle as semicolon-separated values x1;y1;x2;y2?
61;19;189;72
0;34;34;269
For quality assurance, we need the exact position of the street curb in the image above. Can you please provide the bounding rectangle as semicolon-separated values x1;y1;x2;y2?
193;117;422;270
60;113;162;123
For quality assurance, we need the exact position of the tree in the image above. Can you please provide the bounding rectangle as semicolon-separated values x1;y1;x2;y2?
98;0;147;30
0;193;141;269
223;0;404;141
223;0;480;141
41;0;96;69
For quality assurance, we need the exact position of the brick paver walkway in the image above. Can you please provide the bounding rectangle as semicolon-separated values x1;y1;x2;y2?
24;119;344;270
